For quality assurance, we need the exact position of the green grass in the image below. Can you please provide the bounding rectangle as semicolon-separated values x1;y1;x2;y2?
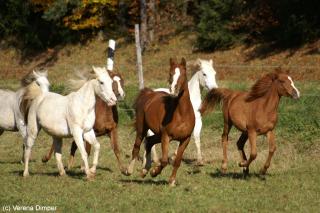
0;80;319;212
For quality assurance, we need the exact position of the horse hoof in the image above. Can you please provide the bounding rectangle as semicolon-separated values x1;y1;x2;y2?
23;172;29;177
122;169;132;176
140;169;148;178
41;156;49;163
243;168;249;175
150;168;158;177
169;180;176;187
59;170;66;176
196;159;205;166
260;168;267;175
86;172;95;181
238;161;247;167
89;168;96;175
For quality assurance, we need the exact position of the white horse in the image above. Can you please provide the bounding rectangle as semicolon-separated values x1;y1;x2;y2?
22;66;117;179
146;59;218;165
0;70;49;161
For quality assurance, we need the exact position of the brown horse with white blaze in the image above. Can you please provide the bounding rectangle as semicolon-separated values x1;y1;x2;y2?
124;58;195;186
200;72;300;175
42;71;126;173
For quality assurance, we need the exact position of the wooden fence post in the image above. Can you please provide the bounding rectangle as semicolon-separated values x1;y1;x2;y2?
135;24;144;89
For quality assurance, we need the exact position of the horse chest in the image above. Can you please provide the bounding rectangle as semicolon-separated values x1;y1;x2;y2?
166;112;195;140
254;114;277;134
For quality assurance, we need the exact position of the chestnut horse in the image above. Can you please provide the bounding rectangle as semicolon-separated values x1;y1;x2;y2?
124;58;195;186
200;72;300;175
42;71;125;173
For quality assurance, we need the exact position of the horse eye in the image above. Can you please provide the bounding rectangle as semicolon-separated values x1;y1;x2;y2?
203;73;207;77
99;81;104;85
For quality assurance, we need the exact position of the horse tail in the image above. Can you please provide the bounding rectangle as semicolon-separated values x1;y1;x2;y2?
199;88;234;114
19;81;43;123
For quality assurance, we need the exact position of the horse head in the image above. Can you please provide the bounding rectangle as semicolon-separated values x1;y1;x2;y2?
108;70;125;101
91;66;117;106
168;58;187;97
196;59;218;90
274;73;300;99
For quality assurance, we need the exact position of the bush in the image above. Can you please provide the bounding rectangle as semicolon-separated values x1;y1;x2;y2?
195;0;240;51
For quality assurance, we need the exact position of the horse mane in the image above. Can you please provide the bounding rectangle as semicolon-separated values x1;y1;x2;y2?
246;72;278;102
67;70;96;91
20;70;47;87
20;82;43;123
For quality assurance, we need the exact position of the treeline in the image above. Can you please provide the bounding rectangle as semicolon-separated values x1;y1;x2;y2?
0;0;319;52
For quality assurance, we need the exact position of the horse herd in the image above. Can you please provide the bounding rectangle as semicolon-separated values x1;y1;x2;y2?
0;58;300;186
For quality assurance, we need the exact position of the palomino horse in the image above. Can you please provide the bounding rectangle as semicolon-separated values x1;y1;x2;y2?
0;70;49;161
21;66;117;179
147;58;218;165
41;71;126;173
200;72;300;174
124;58;195;186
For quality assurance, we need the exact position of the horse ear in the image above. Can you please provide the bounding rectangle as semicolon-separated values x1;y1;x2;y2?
180;57;186;67
209;59;213;66
170;58;176;67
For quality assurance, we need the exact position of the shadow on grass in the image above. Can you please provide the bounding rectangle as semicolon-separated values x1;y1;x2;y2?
0;159;37;165
209;169;269;181
119;178;168;185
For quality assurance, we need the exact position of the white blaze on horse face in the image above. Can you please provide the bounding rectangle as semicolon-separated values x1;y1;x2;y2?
170;68;180;95
92;66;117;105
288;76;300;98
113;76;125;98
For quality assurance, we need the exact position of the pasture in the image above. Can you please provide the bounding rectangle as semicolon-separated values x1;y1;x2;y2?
0;77;319;212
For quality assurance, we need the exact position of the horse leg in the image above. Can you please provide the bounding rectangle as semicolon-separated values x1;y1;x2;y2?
72;127;93;180
150;132;170;177
67;141;77;170
42;142;54;163
79;142;92;171
23;113;39;177
0;129;3;136
237;132;248;167
221;120;232;173
17;124;27;164
83;129;100;174
239;130;257;174
141;134;161;177
168;137;191;186
53;137;65;176
146;129;160;164
193;114;204;165
109;128;126;174
260;131;276;175
125;134;144;175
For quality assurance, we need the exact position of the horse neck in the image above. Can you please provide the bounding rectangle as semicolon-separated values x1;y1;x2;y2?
259;84;281;113
73;80;96;112
188;71;201;101
177;79;192;113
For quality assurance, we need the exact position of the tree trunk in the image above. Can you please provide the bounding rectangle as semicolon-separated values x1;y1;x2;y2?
147;0;156;44
140;0;148;52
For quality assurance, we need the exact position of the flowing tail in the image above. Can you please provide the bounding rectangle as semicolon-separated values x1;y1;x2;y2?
199;88;234;114
19;81;44;124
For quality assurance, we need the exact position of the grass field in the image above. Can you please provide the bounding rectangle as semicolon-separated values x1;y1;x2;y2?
0;78;319;212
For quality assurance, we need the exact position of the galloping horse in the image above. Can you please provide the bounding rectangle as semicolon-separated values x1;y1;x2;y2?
124;58;195;186
41;71;126;173
21;66;117;179
147;59;218;165
0;70;49;161
200;72;300;174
